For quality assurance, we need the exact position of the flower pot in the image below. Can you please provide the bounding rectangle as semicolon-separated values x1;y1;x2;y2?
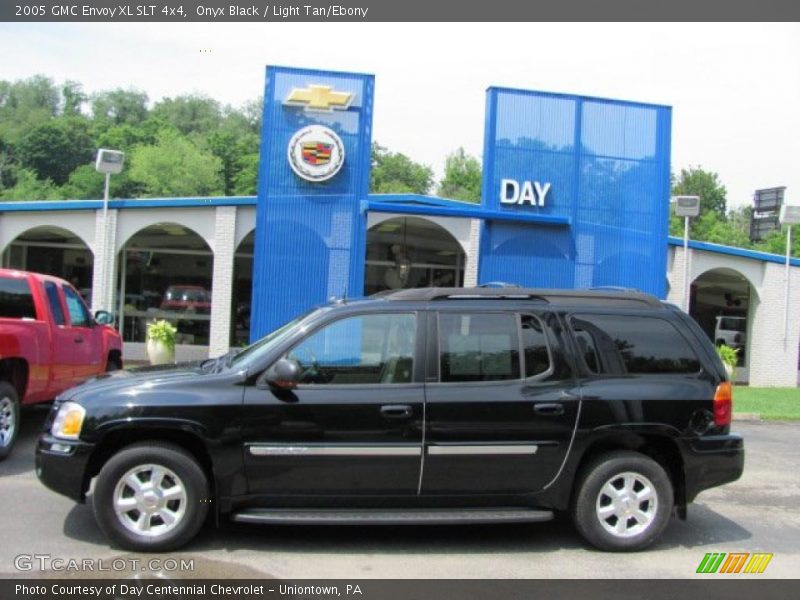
146;339;174;365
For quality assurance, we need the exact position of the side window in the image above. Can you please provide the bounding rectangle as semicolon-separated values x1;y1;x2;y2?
287;313;416;385
0;276;36;319
63;285;91;327
521;314;552;378
44;282;66;326
571;314;701;375
439;313;520;382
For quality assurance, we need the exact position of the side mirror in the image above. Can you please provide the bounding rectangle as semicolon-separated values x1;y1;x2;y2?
94;310;114;325
260;358;301;390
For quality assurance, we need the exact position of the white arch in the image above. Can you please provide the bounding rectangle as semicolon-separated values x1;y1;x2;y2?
0;211;95;254
366;212;471;256
691;265;761;301
116;207;216;253
234;206;256;249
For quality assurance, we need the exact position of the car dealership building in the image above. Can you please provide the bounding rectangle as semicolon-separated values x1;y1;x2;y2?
1;66;798;386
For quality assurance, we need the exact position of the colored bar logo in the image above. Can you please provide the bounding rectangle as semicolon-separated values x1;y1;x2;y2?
696;552;773;574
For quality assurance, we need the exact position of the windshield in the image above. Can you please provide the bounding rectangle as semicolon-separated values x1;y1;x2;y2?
230;308;327;369
719;317;746;332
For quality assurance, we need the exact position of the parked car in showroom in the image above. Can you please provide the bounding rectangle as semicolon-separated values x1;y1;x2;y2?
0;268;123;460
159;285;211;313
714;315;747;349
36;287;743;552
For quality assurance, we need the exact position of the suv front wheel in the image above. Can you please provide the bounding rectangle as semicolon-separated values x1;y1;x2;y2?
92;442;209;551
572;450;673;551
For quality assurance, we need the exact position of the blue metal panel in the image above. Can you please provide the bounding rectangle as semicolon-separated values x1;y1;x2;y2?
250;66;374;340
479;87;671;297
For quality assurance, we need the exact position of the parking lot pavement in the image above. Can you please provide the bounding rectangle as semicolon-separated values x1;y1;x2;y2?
1;408;798;579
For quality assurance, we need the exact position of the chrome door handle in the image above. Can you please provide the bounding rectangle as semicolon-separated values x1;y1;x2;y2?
380;405;413;419
534;403;565;416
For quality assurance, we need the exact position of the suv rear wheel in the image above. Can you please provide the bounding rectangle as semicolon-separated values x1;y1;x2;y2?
92;442;209;551
572;450;673;551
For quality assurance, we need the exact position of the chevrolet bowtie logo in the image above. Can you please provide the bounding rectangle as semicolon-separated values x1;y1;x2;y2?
284;85;354;112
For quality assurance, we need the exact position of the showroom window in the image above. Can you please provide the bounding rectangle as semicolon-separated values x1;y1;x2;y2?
117;223;213;346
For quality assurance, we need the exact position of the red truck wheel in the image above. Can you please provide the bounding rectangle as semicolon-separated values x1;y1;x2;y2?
0;382;20;460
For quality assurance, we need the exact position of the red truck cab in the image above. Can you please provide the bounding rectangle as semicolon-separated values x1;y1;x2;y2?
0;268;122;459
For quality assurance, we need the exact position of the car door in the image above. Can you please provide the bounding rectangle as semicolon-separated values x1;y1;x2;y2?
41;281;74;390
241;311;425;498
421;309;581;495
61;284;102;381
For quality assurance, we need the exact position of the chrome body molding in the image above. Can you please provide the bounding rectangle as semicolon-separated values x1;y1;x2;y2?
427;444;539;456
249;445;422;457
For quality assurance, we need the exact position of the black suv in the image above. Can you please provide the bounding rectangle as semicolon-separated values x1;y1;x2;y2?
36;287;744;552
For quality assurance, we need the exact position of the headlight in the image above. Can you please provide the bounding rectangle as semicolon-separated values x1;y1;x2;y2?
51;402;86;439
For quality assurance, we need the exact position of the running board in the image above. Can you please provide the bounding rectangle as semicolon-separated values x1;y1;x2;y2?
231;507;554;526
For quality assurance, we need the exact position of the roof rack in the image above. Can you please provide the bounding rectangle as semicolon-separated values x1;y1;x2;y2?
376;286;664;308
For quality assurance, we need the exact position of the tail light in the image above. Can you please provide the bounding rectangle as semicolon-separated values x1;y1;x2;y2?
714;381;732;426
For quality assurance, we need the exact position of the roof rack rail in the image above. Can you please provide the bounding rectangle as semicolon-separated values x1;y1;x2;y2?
477;281;521;289
378;286;664;308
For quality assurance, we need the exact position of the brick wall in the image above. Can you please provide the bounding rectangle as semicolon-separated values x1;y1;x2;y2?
208;206;237;358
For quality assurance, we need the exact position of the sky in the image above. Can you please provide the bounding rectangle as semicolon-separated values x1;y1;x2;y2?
0;22;798;209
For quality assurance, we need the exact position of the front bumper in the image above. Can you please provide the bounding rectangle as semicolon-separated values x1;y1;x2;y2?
35;434;95;502
683;433;744;502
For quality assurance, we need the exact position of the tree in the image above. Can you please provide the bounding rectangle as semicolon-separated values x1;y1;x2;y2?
60;164;104;199
61;80;87;116
232;153;259;196
16;117;94;185
670;167;728;237
370;143;433;194
128;130;223;197
0;75;60;140
151;95;222;136
91;89;149;126
0;133;17;191
438;147;481;203
689;210;752;248
0;168;62;201
754;227;800;259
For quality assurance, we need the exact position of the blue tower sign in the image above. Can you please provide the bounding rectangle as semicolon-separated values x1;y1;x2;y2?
478;88;672;294
250;66;672;341
250;67;374;338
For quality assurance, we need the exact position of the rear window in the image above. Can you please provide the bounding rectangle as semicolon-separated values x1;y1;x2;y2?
0;276;37;320
571;314;701;375
44;282;66;326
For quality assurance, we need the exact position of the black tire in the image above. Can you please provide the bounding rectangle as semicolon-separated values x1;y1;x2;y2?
105;357;121;372
0;382;20;461
572;450;673;552
92;442;209;551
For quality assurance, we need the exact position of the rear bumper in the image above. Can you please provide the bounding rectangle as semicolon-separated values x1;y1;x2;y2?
35;434;94;502
683;433;744;502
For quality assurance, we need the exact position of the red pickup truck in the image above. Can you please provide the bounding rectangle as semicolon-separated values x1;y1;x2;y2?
0;269;123;460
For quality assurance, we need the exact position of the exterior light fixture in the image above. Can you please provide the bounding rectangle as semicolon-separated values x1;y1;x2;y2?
672;195;701;312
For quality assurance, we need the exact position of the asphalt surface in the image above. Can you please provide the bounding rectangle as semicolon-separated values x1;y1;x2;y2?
1;407;798;579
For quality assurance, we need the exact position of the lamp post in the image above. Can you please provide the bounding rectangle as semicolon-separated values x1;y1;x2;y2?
672;196;701;312
94;149;125;312
779;202;800;344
